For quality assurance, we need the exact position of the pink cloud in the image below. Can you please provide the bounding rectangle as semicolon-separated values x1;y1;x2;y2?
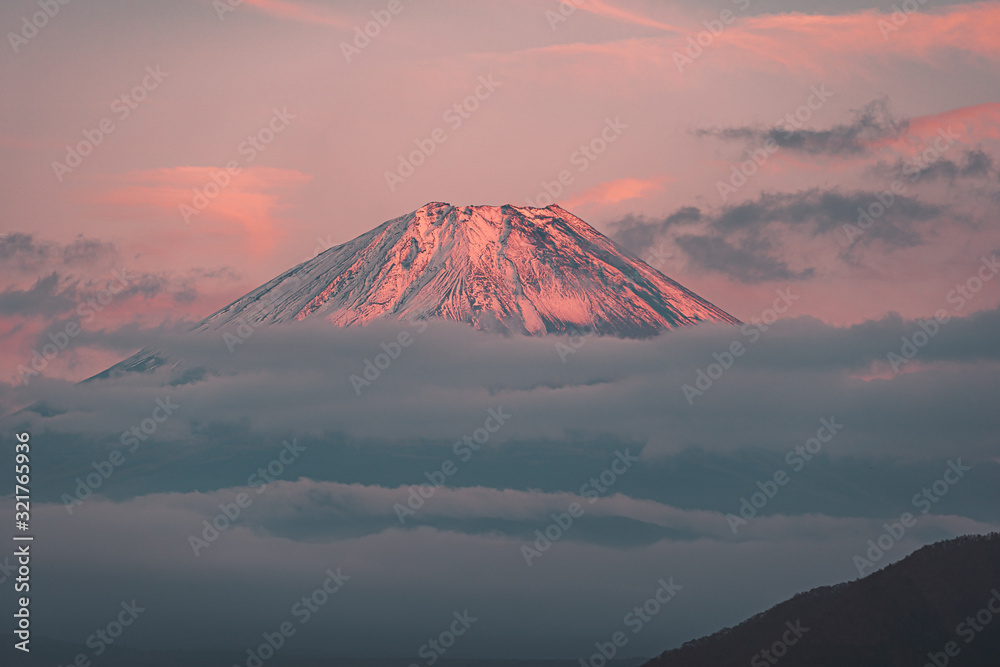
86;167;313;256
906;102;1000;142
555;0;685;33
731;3;1000;68
562;175;671;209
505;3;1000;78
857;102;1000;159
239;0;352;28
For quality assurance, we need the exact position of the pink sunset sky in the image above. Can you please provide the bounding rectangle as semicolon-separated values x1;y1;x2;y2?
2;0;999;383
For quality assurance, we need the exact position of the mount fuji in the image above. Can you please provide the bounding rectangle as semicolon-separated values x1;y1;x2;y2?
94;202;737;379
195;202;738;337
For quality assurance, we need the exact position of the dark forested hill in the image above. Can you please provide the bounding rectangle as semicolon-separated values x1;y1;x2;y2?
644;532;1000;667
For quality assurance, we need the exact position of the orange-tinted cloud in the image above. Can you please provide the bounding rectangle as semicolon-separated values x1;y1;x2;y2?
562;175;670;209
731;3;1000;68
555;0;684;33
87;167;312;255
240;0;351;28
907;102;1000;142
859;102;1000;158
507;3;1000;78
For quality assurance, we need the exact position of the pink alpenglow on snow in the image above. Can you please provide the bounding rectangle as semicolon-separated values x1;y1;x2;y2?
195;203;739;337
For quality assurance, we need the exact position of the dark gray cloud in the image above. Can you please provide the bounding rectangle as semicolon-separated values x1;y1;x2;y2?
960;148;996;177
61;236;119;265
611;207;701;254
0;232;47;265
7;309;1000;482
0;269;193;333
886;148;999;183
611;188;943;282
711;189;939;236
0;233;236;310
693;98;906;156
3;310;999;659
0;233;118;274
0;272;78;317
674;233;814;283
0;233;251;367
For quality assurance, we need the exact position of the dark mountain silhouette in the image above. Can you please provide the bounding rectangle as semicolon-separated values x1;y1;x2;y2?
644;532;1000;667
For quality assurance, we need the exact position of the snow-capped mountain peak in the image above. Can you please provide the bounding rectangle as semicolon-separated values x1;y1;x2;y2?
195;202;739;337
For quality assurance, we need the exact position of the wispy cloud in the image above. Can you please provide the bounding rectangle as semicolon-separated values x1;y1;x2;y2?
562;175;670;209
240;0;352;28
693;98;908;156
88;167;313;255
555;0;686;33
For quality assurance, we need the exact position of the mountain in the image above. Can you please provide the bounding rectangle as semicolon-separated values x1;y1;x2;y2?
194;202;738;337
643;532;1000;667
87;203;737;381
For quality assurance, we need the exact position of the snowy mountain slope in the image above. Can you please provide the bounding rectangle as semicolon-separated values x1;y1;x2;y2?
194;202;739;337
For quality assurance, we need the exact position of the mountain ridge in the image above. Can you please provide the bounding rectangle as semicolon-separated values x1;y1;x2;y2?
643;532;1000;667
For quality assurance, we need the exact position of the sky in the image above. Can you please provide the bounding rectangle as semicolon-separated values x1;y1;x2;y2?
2;0;1000;662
